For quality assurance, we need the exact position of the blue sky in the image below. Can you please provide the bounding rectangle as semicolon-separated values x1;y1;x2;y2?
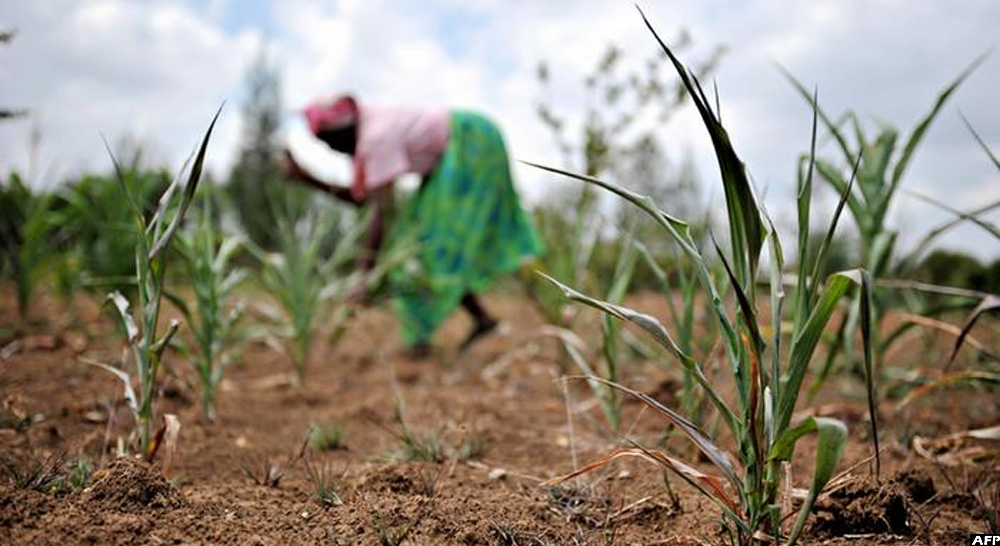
215;0;276;36
1;0;998;259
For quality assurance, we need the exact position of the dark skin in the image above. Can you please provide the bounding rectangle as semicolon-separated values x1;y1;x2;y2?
280;123;497;354
279;129;388;304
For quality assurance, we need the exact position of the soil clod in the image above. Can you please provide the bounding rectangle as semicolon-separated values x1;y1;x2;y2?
891;467;936;503
84;457;182;512
812;476;911;537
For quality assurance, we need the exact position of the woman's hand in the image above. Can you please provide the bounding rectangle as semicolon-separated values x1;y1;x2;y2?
278;149;307;180
346;273;371;307
279;149;359;204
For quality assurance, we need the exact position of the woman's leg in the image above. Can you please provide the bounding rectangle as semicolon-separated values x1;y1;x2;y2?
404;342;432;359
460;293;498;350
392;111;541;353
461;293;492;323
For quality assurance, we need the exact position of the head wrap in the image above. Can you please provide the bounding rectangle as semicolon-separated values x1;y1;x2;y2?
303;95;359;136
303;94;367;201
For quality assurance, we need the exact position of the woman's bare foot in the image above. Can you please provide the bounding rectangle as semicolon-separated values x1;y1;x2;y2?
459;318;499;352
403;342;432;360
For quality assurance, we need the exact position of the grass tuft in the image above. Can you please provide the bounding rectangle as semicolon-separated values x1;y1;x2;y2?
239;458;287;488
3;452;67;492
2;453;93;495
304;457;343;508
307;423;347;452
456;434;489;462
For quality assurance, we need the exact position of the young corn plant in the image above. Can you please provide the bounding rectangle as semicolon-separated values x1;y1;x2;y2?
547;230;638;432
49;169;171;298
781;56;991;389
535;10;879;545
251;194;419;386
0;174;58;321
170;194;252;423
251;207;362;386
90;108;221;457
636;236;716;419
525;191;601;327
592;234;638;432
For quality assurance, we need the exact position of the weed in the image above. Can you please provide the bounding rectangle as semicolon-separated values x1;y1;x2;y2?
377;401;444;464
972;473;1000;534
240;437;307;488
413;465;445;498
239;458;288;488
307;423;346;452
370;505;424;546
3;452;67;492
304;457;343;508
547;483;612;527
2;453;92;495
490;524;557;546
62;457;94;492
392;429;444;464
0;407;36;433
456;434;489;462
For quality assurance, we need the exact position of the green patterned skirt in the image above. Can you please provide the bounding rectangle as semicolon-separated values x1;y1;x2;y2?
388;110;544;345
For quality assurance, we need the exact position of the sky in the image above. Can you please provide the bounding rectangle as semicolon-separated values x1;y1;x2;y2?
1;0;998;259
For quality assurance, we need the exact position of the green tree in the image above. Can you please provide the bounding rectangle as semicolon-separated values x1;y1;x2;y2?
50;168;169;298
1;30;27;122
915;249;995;292
529;37;723;322
0;173;55;320
226;51;305;250
537;39;723;182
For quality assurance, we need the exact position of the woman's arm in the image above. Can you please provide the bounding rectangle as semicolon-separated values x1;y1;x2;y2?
280;150;360;205
346;183;392;304
358;184;393;272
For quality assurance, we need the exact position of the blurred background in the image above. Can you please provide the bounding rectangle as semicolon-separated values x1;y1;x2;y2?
1;0;998;262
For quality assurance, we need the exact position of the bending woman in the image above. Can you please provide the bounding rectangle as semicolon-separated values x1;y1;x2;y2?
283;95;543;357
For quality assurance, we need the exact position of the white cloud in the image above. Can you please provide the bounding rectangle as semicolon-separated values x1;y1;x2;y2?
0;0;259;186
1;0;997;258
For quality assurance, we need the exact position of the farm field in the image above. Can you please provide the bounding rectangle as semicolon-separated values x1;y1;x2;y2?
2;287;996;545
3;3;1000;545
